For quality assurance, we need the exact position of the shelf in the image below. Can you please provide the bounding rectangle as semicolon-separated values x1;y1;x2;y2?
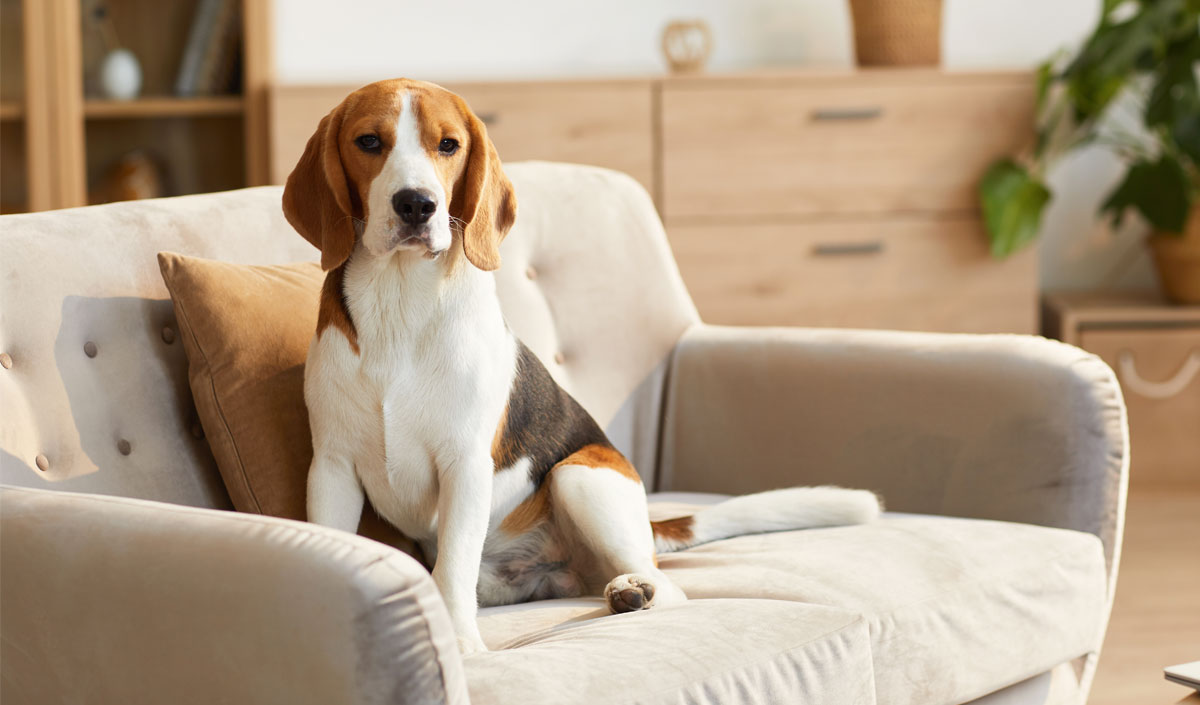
84;96;244;119
0;101;22;120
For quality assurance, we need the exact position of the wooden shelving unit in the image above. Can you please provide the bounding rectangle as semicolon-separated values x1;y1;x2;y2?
84;96;246;119
0;0;273;214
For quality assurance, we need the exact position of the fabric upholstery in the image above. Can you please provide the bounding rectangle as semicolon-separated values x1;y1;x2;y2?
659;325;1128;701
962;663;1083;705
0;187;317;507
0;482;1097;705
660;325;1128;573
0;485;469;705
477;495;1108;705
661;515;1105;705
469;599;875;705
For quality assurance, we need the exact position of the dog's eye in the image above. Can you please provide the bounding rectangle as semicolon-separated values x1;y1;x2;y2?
356;134;381;152
438;138;459;155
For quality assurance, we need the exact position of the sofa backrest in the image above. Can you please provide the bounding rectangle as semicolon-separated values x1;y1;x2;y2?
0;162;697;508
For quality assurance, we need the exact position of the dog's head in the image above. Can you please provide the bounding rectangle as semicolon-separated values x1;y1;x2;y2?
283;79;516;271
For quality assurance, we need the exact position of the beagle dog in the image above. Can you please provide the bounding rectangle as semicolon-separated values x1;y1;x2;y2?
283;78;880;654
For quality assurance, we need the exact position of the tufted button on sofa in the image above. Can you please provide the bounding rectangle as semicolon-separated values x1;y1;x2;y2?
1;162;1126;705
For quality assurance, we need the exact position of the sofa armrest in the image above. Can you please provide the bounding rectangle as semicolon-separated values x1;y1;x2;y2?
0;486;468;705
659;324;1128;574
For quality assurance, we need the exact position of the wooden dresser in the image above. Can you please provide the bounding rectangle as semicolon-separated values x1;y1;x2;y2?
271;70;1037;334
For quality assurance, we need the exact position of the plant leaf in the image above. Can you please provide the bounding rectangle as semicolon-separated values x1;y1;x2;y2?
1145;27;1200;128
1035;60;1054;113
1065;0;1185;121
1101;157;1192;233
979;160;1053;257
1174;112;1200;165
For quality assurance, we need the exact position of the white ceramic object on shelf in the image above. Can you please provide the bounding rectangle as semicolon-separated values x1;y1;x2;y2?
99;48;142;100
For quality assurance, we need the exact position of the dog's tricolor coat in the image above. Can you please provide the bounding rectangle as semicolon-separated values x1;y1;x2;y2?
284;78;880;654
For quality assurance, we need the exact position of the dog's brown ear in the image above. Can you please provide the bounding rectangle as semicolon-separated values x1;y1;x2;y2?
283;104;357;271
452;100;517;271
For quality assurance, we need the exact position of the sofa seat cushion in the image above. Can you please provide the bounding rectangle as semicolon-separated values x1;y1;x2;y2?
650;495;1107;705
474;495;1106;705
470;598;875;705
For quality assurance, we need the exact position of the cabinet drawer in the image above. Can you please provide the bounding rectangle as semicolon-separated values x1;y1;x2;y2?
447;82;654;196
1079;328;1200;488
668;216;1037;333
270;82;654;195
661;76;1034;219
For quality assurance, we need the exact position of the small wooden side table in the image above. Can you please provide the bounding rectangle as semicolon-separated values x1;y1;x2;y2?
1043;291;1200;489
1048;294;1200;704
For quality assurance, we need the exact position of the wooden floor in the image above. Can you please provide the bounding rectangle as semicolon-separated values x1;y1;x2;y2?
1089;489;1200;704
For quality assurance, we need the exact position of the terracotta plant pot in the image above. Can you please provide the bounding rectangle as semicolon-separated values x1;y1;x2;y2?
1150;206;1200;304
847;0;943;66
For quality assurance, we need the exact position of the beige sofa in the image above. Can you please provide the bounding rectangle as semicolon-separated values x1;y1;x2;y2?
0;163;1127;705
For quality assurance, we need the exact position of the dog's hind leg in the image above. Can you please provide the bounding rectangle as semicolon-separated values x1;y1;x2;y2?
548;447;688;614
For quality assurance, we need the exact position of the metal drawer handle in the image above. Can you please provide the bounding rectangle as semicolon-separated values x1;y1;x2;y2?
477;112;500;126
1117;350;1200;399
811;107;884;121
812;241;884;257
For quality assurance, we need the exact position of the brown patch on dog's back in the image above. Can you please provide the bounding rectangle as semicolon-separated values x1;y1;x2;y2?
557;443;641;484
317;264;359;354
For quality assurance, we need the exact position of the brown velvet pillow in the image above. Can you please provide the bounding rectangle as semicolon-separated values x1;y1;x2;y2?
157;252;415;555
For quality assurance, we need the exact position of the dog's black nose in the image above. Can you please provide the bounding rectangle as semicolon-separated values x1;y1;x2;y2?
392;188;437;225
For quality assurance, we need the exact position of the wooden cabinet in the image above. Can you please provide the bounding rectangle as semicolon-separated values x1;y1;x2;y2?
448;82;654;195
661;71;1037;333
270;69;1039;334
269;80;654;197
0;0;272;214
671;215;1037;332
1044;292;1200;489
660;73;1035;219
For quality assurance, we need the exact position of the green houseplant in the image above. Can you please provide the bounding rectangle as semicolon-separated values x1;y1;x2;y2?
980;0;1200;302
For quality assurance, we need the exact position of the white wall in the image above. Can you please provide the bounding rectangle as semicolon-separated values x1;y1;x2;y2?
276;0;1156;291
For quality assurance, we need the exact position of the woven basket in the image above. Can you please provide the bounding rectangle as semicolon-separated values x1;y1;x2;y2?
847;0;943;67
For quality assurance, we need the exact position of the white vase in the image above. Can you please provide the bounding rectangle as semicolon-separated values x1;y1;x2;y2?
99;49;142;100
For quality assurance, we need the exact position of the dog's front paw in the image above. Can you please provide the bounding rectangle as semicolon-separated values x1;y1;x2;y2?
457;634;489;656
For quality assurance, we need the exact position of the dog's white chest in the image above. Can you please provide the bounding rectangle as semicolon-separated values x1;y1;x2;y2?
338;256;514;540
355;350;469;538
361;375;441;538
